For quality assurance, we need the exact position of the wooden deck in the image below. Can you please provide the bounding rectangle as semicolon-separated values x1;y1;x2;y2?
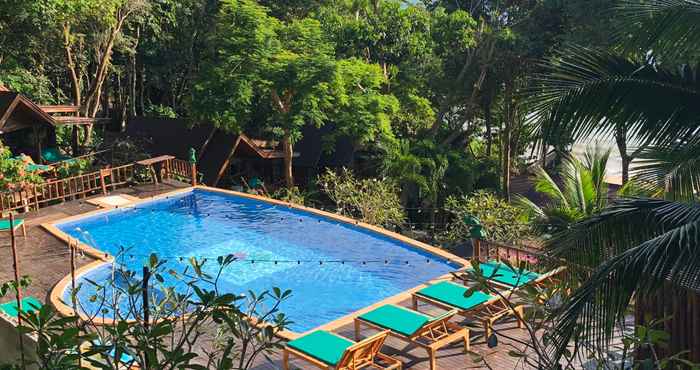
0;180;538;369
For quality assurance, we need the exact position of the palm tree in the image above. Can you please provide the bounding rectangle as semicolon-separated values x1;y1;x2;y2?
530;0;700;362
516;147;610;234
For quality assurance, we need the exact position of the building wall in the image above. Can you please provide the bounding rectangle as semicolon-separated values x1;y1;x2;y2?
0;314;38;368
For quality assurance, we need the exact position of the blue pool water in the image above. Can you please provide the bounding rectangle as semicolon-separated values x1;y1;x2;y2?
57;189;458;332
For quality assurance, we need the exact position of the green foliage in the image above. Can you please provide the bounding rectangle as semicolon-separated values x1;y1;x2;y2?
6;253;291;369
55;158;92;178
143;104;178;119
0;65;59;104
0;141;44;192
442;191;532;244
516;147;611;234
317;167;404;227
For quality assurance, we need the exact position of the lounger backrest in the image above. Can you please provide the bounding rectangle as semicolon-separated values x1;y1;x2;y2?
337;330;389;370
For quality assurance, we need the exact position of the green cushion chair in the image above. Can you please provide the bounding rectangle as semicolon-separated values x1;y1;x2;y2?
283;329;401;370
0;296;43;318
355;304;467;370
41;147;73;164
0;218;27;237
412;280;524;339
470;261;540;288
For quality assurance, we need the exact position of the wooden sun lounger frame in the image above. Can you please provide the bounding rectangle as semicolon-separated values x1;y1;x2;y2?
354;310;468;370
411;291;523;339
283;330;402;370
0;220;26;237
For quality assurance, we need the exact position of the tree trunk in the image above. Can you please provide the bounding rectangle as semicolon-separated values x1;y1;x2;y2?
282;131;294;189
484;101;492;156
502;83;514;201
615;122;630;184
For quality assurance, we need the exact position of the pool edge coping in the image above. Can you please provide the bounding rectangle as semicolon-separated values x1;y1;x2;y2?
44;185;469;340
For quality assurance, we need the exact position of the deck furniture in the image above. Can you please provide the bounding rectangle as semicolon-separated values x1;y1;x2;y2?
412;281;524;338
463;261;568;291
136;155;175;184
41;147;74;164
354;304;467;370
283;329;401;370
0;218;27;237
13;154;51;173
0;296;42;318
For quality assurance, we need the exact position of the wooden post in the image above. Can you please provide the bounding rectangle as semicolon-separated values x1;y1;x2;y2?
472;238;481;261
142;266;151;369
191;163;197;187
99;169;109;195
69;240;82;368
9;214;26;369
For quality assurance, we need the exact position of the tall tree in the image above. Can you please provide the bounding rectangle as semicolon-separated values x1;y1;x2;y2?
193;0;398;188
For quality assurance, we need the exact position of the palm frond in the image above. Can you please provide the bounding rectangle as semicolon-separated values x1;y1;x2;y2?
547;217;700;361
532;166;570;209
617;0;700;60
514;194;547;220
530;47;700;148
633;138;700;201
547;197;700;270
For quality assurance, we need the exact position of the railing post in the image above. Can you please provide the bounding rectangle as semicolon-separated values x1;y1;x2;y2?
99;169;110;195
190;163;197;187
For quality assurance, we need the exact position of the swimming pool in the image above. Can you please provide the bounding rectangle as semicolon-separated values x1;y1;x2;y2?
55;188;460;332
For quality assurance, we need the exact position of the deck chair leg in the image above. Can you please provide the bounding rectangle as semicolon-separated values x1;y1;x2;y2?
463;331;470;352
483;320;492;339
282;349;290;370
21;223;26;237
354;319;361;341
515;305;525;328
411;295;418;310
427;348;437;370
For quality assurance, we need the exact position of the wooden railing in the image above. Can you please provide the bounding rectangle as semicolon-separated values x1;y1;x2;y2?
1;156;194;214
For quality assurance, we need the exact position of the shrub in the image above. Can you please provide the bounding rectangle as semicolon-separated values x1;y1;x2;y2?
441;190;532;244
318;168;405;227
1;253;290;370
0;141;44;192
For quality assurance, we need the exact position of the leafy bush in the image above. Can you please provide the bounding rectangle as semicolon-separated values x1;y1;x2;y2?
318;168;405;227
441;190;532;244
144;104;178;119
0;141;44;192
1;253;291;370
55;158;92;178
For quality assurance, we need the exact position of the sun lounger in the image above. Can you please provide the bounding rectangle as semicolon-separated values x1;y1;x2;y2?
41;147;74;164
464;261;568;292
0;296;42;318
284;329;401;370
13;154;51;173
412;280;523;338
354;304;467;370
0;218;27;237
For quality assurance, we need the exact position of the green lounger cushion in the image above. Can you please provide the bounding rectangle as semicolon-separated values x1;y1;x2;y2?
287;330;353;366
0;219;24;231
26;163;51;172
416;281;494;311
359;304;432;337
42;148;71;163
0;296;42;318
473;261;539;287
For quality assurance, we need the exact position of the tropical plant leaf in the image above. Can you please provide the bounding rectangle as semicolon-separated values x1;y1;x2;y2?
616;0;700;60
633;139;700;201
546;215;700;361
530;47;700;148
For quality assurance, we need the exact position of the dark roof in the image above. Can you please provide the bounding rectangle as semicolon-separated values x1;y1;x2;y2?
0;92;56;133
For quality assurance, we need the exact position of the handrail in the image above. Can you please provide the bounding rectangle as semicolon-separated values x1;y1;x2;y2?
0;156;194;214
